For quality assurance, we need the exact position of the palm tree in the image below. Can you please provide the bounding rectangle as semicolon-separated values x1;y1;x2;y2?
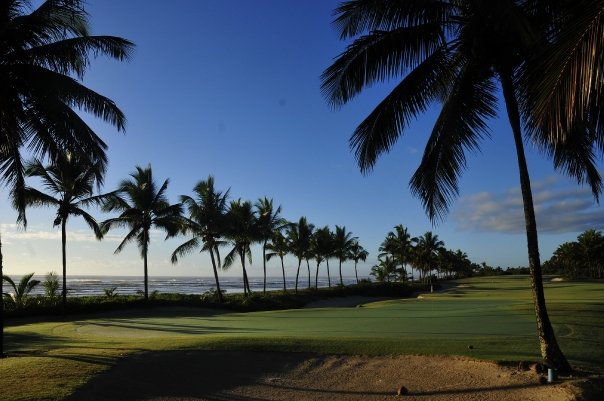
2;273;40;309
349;241;368;284
312;226;333;288
333;225;356;286
415;232;444;285
255;197;288;293
266;231;290;291
0;0;133;358
101;165;182;301
223;200;258;296
23;153;104;312
370;257;397;283
171;176;230;302
379;225;416;282
321;0;581;373
287;217;314;294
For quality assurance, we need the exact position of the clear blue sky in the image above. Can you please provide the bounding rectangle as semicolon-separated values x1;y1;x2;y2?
2;0;602;278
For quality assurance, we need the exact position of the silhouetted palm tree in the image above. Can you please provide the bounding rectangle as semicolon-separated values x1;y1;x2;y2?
312;226;333;288
23;154;104;311
171;176;229;302
349;240;368;284
2;273;40;309
287;217;314;293
415;232;444;285
333;225;356;286
224;200;258;296
0;0;133;357
101;165;182;301
370;257;396;283
321;0;587;373
255;197;288;293
266;231;290;291
379;225;416;282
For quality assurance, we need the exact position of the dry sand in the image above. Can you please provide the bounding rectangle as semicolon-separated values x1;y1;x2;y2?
67;350;574;401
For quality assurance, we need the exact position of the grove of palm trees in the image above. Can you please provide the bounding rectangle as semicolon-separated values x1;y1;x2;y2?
1;1;603;400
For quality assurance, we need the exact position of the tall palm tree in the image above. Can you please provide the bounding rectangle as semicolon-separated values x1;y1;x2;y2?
23;153;104;312
101;165;182;301
287;217;314;294
0;0;133;358
349;240;368;284
379;225;416;282
223;200;258;296
333;225;356;286
255;197;288;293
171;176;229;302
415;232;444;284
321;0;585;373
312;226;333;288
266;231;290;291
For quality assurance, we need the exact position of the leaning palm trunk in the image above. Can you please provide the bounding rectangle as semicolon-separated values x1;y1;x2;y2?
209;248;223;303
501;74;571;375
239;250;251;296
339;259;343;286
61;220;67;313
354;261;359;284
280;256;286;291
326;259;331;287
262;240;267;294
295;259;302;293
1;232;4;357
315;261;320;288
306;260;311;289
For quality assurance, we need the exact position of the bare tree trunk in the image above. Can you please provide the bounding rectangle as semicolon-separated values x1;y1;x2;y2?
61;220;67;314
501;73;572;375
280;256;286;291
1;231;4;358
209;248;223;303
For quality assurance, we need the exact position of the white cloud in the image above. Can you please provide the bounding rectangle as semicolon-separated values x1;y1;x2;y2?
453;176;604;234
0;224;122;243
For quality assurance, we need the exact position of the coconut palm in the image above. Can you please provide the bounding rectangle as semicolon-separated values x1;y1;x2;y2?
255;197;288;293
370;256;397;283
22;153;104;311
171;176;230;302
349;241;368;284
333;225;356;286
379;225;417;282
287;217;314;294
2;273;40;309
0;0;133;358
415;232;444;284
266;231;290;291
223;200;258;296
101;165;182;301
321;0;584;373
312;226;333;288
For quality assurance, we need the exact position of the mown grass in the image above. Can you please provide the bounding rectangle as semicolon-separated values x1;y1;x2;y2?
1;275;603;400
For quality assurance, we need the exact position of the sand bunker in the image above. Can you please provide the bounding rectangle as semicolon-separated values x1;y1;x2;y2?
67;350;573;401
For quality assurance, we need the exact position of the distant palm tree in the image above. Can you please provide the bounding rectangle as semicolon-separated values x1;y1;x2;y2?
287;217;314;294
311;226;333;288
379;225;416;282
171;176;230;302
0;0;133;358
349;241;368;284
101;165;182;301
333;225;356;286
266;231;290;291
224;200;258;296
2;273;40;309
255;197;288;293
415;232;444;285
370;257;396;283
23;154;104;311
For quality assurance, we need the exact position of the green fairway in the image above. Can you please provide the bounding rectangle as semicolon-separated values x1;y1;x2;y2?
2;275;603;400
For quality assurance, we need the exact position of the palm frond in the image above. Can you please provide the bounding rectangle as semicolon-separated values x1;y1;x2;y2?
171;237;201;264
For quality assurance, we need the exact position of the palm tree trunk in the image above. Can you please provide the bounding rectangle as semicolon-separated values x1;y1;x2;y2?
354;261;359;284
143;250;149;301
326;259;331;287
1;231;4;358
262;240;267;294
280;256;286;291
501;73;572;375
315;261;320;288
209;248;223;303
339;259;343;286
61;220;67;314
306;259;311;289
295;258;301;294
239;250;250;296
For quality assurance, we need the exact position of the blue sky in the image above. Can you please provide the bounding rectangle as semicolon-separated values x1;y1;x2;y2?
2;0;602;279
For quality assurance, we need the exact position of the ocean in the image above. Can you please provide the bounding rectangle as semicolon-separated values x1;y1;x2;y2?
19;275;363;297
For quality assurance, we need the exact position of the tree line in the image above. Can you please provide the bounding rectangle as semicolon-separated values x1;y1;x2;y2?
544;229;604;279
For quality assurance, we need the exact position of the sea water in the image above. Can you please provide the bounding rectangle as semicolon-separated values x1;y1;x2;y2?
19;275;363;297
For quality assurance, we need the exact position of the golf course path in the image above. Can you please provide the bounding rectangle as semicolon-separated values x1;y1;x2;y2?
67;350;573;401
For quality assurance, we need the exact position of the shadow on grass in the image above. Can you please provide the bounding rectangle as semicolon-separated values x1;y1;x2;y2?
78;318;267;335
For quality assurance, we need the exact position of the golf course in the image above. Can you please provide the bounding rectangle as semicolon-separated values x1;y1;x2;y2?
1;275;602;400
